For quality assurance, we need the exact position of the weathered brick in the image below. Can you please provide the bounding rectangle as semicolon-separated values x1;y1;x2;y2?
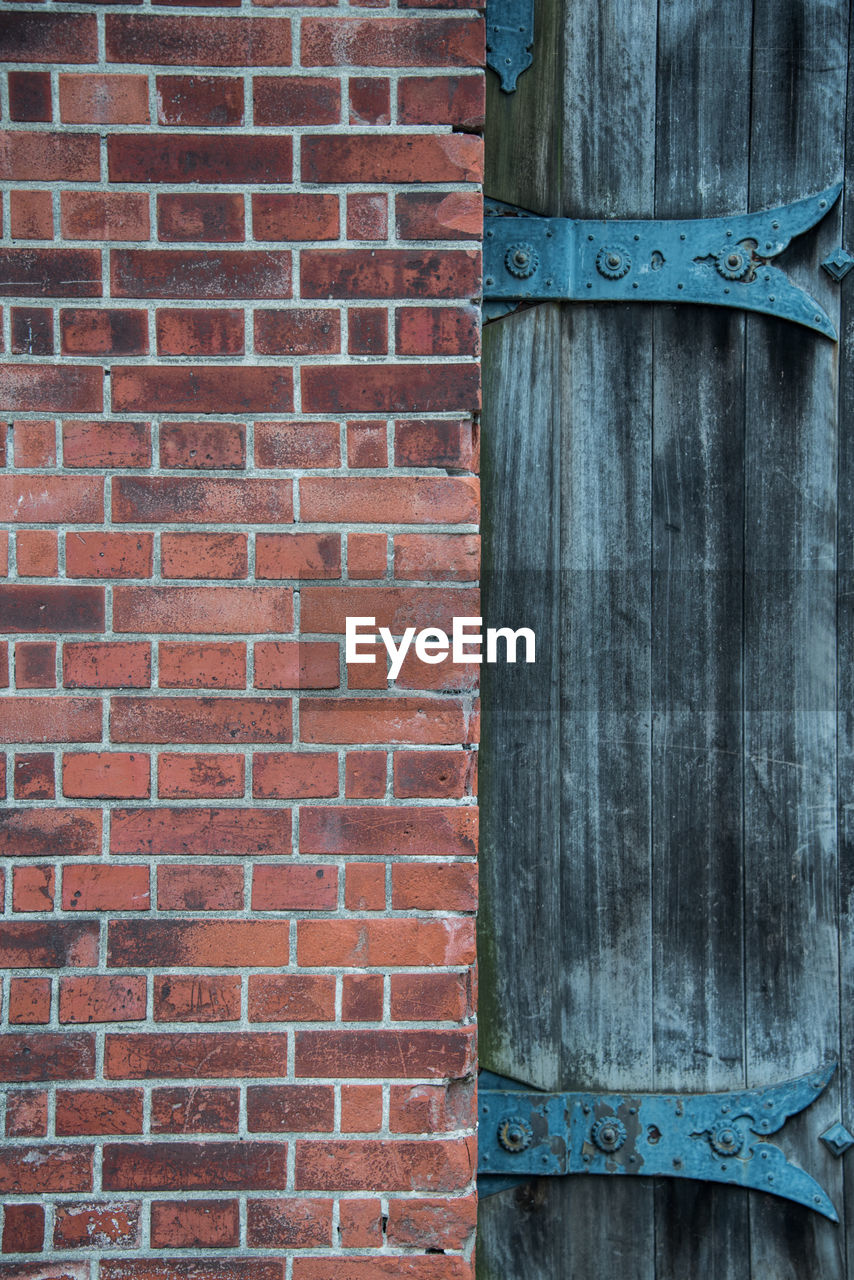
14;641;56;690
110;135;292;185
389;1079;475;1134
300;701;475;747
62;193;149;242
105;1032;289;1080
0;700;102;743
158;643;247;689
398;74;484;127
293;1262;472;1280
297;919;475;968
0;14;97;64
302;365;479;413
0;921;98;969
391;861;477;911
12;419;54;468
302;586;477;634
157;863;244;909
386;1196;476;1250
246;975;334;1026
8;72;50;123
253;193;339;241
396;305;480;355
9;190;53;239
63;641;151;689
66;532;153;580
301;477;477;524
153;975;242;1022
12;863;54;910
255;421;340;468
102;1141;289;1191
396;192;482;241
252;863;338;909
112;366;293;413
246;1199;332;1248
8;977;51;1025
55;1090;143;1136
301;17;482;68
0;1145;92;1194
338;1199;383;1248
0;1033;94;1082
113;586;291;633
301;248;478;298
158;752;245;798
0;131;100;182
350;76;391;125
348;308;388;355
255;76;340;126
395;533;479;581
101;1263;282;1280
62;864;150;911
255;308;340;356
15;531;56;580
157;308;244;357
5;1090;48;1138
348;194;388;245
109;921;291;968
112;250;291;301
246;1083;334;1130
60;74;150;125
294;1137;476;1191
61;308;149;356
305;134;481;185
110;807;291;854
62;752;150;800
151;1087;240;1134
348;533;388;579
63;421;152;469
256;533;340;579
390;972;472;1022
105;16;293;67
112;696;293;744
342;975;383;1022
53;1201;141;1248
0;585;103;634
0;363;102;410
2;1203;43;1253
151;1200;240;1249
345;752;386;799
393;748;475;798
160;422;246;470
158;193;245;243
254;641;340;690
11;306;53;356
0;807;101;857
157;75;244;127
59;977;148;1024
345;862;386;910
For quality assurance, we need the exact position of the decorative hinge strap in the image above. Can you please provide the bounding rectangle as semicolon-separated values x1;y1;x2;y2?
486;0;534;92
478;1062;839;1220
483;185;842;338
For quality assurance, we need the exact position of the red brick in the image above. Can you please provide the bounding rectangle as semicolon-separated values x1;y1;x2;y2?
0;1145;92;1194
63;420;151;469
256;533;340;580
60;73;149;124
255;420;340;468
253;193;339;241
53;1201;141;1248
113;365;293;413
12;747;53;793
295;1136;475;1191
161;534;247;579
158;193;245;243
108;920;291;968
339;1199;383;1248
346;421;386;467
398;74;484;127
0;806;99;857
345;861;386;910
0;921;98;969
247;977;336;1025
341;1083;382;1131
396;192;482;242
301;248;478;299
397;305;479;355
294;1263;472;1280
253;751;338;799
61;192;149;241
160;422;246;470
8;977;51;1025
255;641;339;690
154;975;242;1022
246;1199;332;1248
106;1032;288;1080
66;531;152;579
301;17;482;67
347;193;387;240
304;134;480;184
113;586;291;634
251;863;338;909
386;1196;476;1250
151;1087;239;1134
55;1090;143;1136
254;76;340;125
389;1078;474;1134
105;16;292;67
110;134;291;185
62;864;150;911
9;190;52;239
158;643;247;690
394;533;478;581
246;1083;334;1130
255;307;340;356
391;861;476;911
345;751;386;799
348;532;387;579
113;253;290;306
155;307;243;356
101;1265;282;1280
5;1090;47;1138
302;364;479;414
297;919;475;968
2;1203;43;1253
63;641;150;689
59;977;147;1024
342;974;383;1021
302;477;478;524
11;307;53;356
63;751;150;800
15;640;56;688
0;14;97;64
157;863;244;909
348;308;387;355
300;701;475;747
0;699;102;743
0;586;102;635
12;863;54;909
0;1032;94;1081
0;131;99;182
157;75;244;127
110;807;291;853
158;753;245;799
9;71;51;123
113;473;293;524
102;1141;288;1191
350;77;390;125
0;363;102;411
390;973;471;1022
393;749;475;798
60;308;148;358
151;1200;240;1249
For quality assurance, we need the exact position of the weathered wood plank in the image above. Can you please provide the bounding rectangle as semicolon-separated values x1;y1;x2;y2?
745;2;846;1273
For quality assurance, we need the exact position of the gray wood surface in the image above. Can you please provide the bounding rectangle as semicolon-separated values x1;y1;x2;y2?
478;0;853;1276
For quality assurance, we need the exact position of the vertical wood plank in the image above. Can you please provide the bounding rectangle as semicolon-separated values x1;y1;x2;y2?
650;2;752;1275
745;1;846;1274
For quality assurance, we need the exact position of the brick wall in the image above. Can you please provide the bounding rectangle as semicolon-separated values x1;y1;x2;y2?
0;4;482;1274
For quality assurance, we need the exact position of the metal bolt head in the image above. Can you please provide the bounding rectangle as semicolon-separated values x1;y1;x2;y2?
822;247;854;282
821;1122;854;1157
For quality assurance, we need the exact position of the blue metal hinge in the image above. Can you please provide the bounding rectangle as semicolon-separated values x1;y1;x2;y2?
486;0;534;92
483;184;842;338
479;1062;840;1220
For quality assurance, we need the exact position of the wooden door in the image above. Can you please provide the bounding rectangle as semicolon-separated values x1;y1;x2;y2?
478;1;853;1276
